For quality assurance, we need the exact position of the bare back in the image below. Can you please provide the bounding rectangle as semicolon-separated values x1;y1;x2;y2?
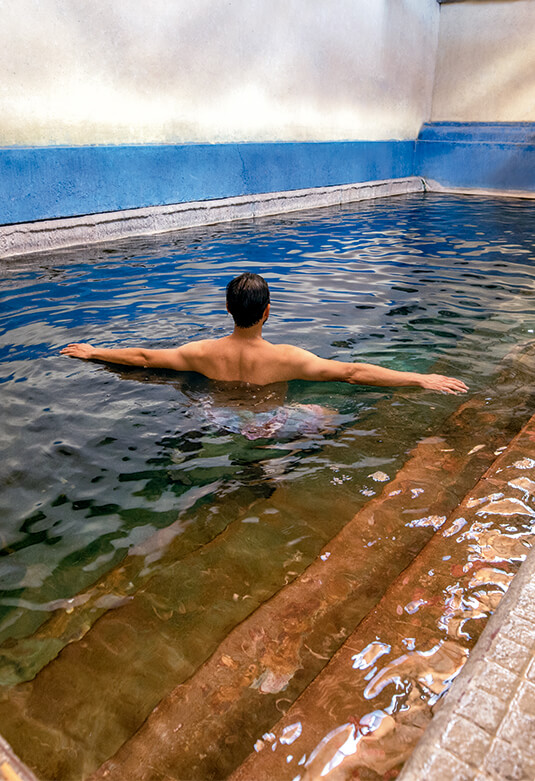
182;335;303;385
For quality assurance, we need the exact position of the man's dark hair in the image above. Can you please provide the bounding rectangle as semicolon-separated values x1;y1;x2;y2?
226;273;270;328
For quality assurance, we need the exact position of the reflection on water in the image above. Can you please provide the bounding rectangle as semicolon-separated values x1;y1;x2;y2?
257;436;535;781
1;193;535;779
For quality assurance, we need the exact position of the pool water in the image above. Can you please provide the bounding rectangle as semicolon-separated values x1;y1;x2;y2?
1;192;535;779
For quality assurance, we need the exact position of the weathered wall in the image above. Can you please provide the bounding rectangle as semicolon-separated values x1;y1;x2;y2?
432;0;535;122
416;122;535;193
2;0;533;232
0;0;439;146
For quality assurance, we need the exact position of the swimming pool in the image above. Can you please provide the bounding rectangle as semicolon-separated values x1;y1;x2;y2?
1;192;535;779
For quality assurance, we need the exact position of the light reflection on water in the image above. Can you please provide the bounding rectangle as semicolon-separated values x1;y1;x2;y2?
257;446;535;781
0;193;535;779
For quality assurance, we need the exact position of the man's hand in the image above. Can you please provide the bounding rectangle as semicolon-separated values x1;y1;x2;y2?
418;374;469;394
61;343;95;360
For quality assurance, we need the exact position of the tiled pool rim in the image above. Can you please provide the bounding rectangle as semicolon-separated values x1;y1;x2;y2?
400;525;535;780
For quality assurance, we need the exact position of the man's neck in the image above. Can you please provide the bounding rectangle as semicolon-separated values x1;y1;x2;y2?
230;323;264;341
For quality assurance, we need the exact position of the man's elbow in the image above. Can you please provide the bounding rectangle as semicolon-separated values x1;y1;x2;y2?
341;364;361;384
137;349;153;367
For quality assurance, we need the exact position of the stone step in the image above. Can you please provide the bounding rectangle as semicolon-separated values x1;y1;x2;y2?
89;392;526;781
0;481;268;686
228;413;535;781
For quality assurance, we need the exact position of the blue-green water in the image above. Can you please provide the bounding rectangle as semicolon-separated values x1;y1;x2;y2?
1;193;535;652
2;193;535;779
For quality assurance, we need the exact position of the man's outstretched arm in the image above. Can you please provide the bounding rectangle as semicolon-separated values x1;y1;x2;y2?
284;347;468;394
60;342;196;371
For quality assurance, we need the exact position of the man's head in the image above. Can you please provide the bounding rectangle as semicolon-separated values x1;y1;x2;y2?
226;273;270;328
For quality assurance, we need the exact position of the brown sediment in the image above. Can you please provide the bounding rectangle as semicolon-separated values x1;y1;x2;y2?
228;415;535;781
88;394;524;781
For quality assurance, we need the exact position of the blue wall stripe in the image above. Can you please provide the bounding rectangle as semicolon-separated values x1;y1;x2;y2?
418;122;535;144
0;141;415;226
1;125;534;228
416;122;535;192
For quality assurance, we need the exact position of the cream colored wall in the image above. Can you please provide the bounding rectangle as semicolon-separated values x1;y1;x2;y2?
0;0;439;146
432;0;535;122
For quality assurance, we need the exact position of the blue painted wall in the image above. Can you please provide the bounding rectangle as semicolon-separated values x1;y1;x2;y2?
416;122;535;192
1;124;534;228
0;141;415;225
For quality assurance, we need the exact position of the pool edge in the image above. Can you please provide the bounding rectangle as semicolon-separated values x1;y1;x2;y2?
0;734;39;781
0;177;423;260
399;432;535;780
424;178;535;201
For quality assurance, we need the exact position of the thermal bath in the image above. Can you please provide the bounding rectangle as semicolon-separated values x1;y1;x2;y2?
1;192;535;780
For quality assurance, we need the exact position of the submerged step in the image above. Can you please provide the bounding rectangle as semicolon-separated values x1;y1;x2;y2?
229;414;535;781
90;395;523;781
3;343;535;781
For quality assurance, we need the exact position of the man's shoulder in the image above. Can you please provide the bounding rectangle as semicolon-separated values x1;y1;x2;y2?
179;337;221;355
268;342;318;364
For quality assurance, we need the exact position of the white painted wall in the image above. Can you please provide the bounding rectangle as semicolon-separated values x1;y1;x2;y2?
432;0;535;122
0;0;439;145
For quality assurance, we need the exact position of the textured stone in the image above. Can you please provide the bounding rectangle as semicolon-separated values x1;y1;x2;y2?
498;704;535;746
403;746;473;781
488;636;532;675
511;600;535;625
441;714;491;767
500;615;535;649
484;738;535;780
513;680;535;715
457;688;508;734
472;660;517;703
525;655;535;683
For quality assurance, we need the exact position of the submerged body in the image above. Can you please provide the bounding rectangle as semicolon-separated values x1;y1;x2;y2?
61;272;468;395
61;330;467;393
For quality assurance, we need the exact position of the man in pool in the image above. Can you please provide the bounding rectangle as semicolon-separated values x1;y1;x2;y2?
61;272;468;394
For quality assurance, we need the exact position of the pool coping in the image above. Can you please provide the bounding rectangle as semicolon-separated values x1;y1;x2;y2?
0;176;423;260
399;522;535;779
2;176;534;262
424;179;535;201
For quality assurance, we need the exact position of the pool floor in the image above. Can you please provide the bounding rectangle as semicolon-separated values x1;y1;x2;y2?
2;193;535;779
1;340;535;780
89;347;535;781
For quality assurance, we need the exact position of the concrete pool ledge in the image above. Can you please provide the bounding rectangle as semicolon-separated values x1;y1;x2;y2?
424;179;535;201
0;177;423;260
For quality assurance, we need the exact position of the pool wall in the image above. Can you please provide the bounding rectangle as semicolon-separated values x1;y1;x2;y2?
432;0;535;125
0;1;439;146
417;122;535;195
0;141;417;226
1;0;534;259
